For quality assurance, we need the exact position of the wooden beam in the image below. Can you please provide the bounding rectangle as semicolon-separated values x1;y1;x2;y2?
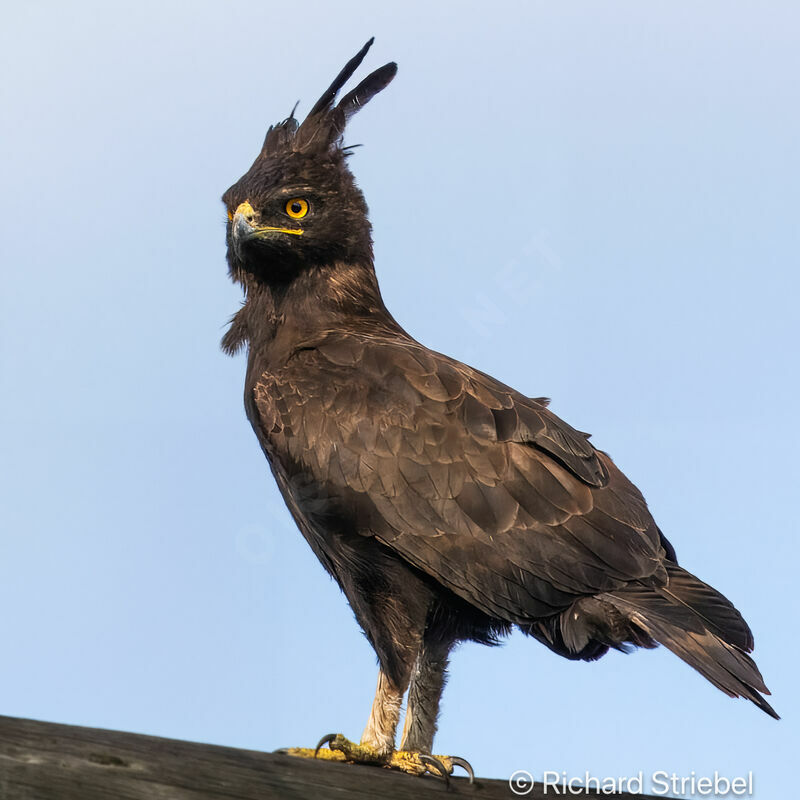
0;715;660;799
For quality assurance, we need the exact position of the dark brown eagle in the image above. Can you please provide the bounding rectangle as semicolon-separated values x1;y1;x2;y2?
220;38;777;779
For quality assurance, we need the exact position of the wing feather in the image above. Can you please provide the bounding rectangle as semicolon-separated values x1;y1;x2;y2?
250;333;665;623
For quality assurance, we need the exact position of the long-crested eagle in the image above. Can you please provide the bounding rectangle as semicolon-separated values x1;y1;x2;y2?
220;39;777;779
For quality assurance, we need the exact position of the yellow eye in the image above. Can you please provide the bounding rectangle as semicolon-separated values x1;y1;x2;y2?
285;198;309;219
226;209;233;221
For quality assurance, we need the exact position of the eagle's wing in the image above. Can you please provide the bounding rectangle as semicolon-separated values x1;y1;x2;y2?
253;332;667;623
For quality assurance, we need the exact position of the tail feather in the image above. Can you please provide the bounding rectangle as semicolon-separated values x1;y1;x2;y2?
602;564;778;720
657;564;754;651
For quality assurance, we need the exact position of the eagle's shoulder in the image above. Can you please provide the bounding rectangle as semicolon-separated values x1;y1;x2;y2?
296;331;609;489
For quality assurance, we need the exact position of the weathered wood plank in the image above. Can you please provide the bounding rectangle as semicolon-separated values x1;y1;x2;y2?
0;715;660;799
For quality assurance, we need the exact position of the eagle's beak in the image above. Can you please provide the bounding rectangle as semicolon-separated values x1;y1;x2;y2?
231;201;259;246
231;202;258;245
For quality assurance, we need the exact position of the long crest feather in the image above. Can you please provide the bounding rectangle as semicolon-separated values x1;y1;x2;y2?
308;37;376;117
337;62;398;121
259;39;396;157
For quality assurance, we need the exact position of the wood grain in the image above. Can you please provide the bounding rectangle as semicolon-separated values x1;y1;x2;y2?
0;715;661;799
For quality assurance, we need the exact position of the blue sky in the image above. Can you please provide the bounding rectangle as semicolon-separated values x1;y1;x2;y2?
1;2;797;796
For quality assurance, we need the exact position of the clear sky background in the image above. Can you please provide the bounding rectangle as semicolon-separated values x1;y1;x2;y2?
1;2;797;797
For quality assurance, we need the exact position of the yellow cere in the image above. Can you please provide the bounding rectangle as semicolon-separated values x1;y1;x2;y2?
235;201;256;217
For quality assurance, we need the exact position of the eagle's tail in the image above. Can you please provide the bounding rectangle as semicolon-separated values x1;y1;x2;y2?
602;564;779;719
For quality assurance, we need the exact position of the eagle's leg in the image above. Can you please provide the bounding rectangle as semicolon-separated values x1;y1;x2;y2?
399;637;450;753
312;667;430;771
297;655;472;781
284;669;405;765
361;667;404;753
315;668;415;766
287;573;471;778
394;637;473;781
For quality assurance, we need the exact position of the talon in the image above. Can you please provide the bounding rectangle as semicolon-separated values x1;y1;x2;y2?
272;747;290;755
448;756;475;784
419;754;450;787
314;733;338;757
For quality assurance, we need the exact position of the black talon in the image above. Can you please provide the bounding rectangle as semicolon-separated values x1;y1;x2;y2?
314;733;338;757
448;756;475;784
419;754;450;787
272;747;291;755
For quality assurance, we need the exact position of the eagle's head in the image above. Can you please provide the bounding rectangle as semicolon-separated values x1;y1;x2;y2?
222;39;396;287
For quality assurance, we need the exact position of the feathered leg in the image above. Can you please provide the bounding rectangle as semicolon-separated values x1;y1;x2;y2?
361;668;404;753
400;638;451;753
310;642;472;781
313;664;453;779
398;637;474;782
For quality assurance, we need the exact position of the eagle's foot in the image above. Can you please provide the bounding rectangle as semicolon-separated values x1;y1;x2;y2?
298;733;474;783
318;733;389;766
276;733;383;765
277;745;347;762
383;748;474;783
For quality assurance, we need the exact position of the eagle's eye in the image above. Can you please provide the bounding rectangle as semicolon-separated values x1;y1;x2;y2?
285;198;309;219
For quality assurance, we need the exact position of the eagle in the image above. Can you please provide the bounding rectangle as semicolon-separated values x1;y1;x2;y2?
220;39;777;779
